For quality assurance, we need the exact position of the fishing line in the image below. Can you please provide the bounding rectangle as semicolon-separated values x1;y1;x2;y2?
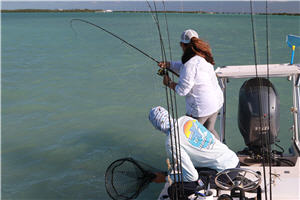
249;1;268;199
70;18;178;77
162;0;172;62
180;1;184;15
70;19;158;63
146;0;166;61
153;1;168;63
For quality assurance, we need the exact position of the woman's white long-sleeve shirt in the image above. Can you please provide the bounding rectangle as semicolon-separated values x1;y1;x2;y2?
170;56;224;117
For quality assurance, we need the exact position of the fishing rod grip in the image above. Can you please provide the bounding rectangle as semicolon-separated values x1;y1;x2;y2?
157;68;179;77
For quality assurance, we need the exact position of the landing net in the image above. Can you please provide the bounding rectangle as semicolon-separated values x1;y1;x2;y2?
105;157;160;200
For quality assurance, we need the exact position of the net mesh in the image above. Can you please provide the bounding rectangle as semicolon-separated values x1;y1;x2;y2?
105;157;160;200
287;35;300;47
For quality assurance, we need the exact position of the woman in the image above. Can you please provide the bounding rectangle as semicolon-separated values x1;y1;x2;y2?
159;29;223;140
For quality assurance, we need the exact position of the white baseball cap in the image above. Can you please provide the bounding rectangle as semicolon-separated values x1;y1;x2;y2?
180;29;199;44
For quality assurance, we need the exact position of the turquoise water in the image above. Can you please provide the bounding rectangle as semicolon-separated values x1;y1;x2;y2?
2;12;299;199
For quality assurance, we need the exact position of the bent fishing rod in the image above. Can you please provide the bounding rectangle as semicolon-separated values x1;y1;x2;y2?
70;19;178;77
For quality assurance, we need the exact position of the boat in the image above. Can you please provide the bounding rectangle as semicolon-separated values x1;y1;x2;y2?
104;58;300;200
100;1;300;198
157;58;300;200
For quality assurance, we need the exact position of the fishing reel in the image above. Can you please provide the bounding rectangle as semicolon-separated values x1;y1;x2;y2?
157;67;179;78
157;68;167;76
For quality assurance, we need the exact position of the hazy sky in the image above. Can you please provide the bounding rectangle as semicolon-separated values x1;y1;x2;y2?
2;1;300;13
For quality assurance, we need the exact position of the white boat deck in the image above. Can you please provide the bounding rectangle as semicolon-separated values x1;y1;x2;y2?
243;158;300;200
158;158;300;200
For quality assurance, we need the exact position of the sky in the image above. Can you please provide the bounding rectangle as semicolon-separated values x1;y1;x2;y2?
1;1;300;13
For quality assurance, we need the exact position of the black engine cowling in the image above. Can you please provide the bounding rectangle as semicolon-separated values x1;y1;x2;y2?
238;78;279;151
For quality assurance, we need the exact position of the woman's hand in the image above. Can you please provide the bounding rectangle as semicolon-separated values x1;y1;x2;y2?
158;62;170;69
163;75;177;90
163;74;171;86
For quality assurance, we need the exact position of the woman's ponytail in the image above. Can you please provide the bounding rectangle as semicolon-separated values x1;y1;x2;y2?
181;37;215;65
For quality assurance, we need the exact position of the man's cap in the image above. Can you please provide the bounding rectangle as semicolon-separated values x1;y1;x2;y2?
180;29;199;44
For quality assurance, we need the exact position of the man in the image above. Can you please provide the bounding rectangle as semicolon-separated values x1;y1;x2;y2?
149;106;239;199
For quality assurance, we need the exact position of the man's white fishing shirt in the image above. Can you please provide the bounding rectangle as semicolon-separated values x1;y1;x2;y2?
166;116;239;182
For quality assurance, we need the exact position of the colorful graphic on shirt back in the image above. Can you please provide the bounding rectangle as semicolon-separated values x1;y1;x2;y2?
183;120;215;149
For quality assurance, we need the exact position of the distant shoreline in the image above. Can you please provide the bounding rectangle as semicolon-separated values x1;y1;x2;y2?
1;9;299;16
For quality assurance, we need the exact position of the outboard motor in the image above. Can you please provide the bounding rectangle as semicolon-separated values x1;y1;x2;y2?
238;78;279;153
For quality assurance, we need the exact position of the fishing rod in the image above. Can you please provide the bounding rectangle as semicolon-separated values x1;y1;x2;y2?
249;0;269;199
146;1;184;199
265;0;273;199
161;1;185;197
146;2;179;188
70;18;178;77
145;1;172;78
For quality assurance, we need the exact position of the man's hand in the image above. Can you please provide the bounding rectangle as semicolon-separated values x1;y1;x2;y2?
152;172;166;183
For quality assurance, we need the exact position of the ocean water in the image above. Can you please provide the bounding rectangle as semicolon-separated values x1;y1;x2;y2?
2;12;299;199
